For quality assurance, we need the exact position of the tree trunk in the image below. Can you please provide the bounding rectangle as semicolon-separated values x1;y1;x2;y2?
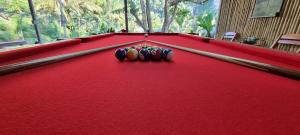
161;0;169;32
140;0;148;31
0;13;9;20
132;13;147;31
165;4;178;32
145;0;152;32
162;1;178;32
58;0;67;38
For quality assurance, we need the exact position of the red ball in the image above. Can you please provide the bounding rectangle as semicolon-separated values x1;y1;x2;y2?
150;48;162;61
136;47;142;52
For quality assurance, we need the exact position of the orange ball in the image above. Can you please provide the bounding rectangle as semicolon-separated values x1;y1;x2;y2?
126;48;138;61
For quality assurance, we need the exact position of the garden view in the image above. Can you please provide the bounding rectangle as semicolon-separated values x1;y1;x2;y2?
0;0;220;45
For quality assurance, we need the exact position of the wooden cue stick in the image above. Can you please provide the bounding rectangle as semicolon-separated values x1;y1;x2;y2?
147;40;300;80
0;40;145;76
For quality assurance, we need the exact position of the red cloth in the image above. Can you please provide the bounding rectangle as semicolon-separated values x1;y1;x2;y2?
1;33;300;135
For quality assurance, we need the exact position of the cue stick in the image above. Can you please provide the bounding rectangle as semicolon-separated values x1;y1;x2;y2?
147;40;300;80
0;40;145;76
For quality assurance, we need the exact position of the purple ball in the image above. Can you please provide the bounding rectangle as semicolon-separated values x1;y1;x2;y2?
115;48;127;61
139;48;151;61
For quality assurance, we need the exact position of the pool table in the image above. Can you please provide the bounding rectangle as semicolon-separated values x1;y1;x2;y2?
0;33;300;135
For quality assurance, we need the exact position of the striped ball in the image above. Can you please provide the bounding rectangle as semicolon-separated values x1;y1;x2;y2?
150;48;162;61
162;48;174;61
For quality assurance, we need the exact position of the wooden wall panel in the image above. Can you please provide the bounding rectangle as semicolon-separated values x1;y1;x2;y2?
216;0;300;53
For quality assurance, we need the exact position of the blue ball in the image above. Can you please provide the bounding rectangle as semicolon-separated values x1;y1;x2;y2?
162;48;174;61
124;47;129;53
139;48;151;61
115;48;127;61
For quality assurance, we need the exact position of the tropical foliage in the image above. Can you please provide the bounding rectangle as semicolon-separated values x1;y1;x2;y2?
0;0;220;44
197;12;215;37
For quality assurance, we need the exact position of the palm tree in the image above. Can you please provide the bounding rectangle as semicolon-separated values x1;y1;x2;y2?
197;12;214;37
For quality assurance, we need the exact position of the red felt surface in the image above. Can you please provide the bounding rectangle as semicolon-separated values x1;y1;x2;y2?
1;34;300;135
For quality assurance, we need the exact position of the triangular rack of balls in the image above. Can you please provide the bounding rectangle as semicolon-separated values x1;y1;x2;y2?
115;44;174;62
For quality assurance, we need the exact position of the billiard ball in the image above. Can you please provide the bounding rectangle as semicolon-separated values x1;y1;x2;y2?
126;48;139;61
134;45;141;49
135;46;142;52
150;48;162;61
115;48;127;61
162;48;174;61
124;47;129;53
147;46;154;51
142;44;148;48
139;48;151;61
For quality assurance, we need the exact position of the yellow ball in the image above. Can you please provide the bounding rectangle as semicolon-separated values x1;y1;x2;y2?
126;48;138;61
